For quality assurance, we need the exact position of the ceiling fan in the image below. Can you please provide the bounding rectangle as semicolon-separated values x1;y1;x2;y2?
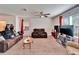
34;11;50;18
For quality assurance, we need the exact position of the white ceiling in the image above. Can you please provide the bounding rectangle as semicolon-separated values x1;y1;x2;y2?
0;4;77;18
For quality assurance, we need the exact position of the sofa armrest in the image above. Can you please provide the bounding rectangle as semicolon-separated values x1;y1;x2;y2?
67;41;79;49
0;40;8;52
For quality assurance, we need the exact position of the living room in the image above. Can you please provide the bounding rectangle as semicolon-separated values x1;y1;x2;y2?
0;4;79;55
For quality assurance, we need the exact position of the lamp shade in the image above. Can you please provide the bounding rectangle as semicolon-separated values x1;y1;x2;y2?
0;21;6;31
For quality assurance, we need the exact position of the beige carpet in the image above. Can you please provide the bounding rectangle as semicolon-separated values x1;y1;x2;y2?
0;36;67;55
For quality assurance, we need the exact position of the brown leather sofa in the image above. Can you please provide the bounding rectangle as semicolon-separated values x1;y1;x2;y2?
31;29;47;38
0;35;23;52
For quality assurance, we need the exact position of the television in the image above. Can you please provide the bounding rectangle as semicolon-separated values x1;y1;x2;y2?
54;25;59;32
60;28;73;36
54;25;74;37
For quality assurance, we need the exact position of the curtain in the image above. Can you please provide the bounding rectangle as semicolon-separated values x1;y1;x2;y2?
21;18;24;34
59;16;63;27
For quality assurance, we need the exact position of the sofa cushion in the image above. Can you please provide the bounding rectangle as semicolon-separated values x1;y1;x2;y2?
6;39;16;48
66;46;79;55
0;36;5;41
67;41;79;49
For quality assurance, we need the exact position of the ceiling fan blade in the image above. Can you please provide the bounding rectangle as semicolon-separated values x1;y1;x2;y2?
44;15;48;17
44;13;50;15
34;14;40;16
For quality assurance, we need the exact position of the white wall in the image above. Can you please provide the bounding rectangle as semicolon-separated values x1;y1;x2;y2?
51;16;59;30
30;17;52;36
0;16;15;24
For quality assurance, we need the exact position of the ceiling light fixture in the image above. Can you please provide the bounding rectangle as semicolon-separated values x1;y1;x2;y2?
41;16;44;18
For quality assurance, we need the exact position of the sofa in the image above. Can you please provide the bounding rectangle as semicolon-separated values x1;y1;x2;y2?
66;41;79;55
1;24;16;39
31;29;47;38
0;35;23;52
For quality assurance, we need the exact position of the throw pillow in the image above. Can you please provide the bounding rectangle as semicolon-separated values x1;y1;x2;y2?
0;36;5;41
11;35;15;38
15;32;19;36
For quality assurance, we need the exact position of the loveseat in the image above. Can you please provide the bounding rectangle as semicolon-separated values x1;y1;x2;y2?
31;29;47;38
0;35;23;52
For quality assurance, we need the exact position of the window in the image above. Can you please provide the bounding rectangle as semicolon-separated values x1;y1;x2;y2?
72;13;79;36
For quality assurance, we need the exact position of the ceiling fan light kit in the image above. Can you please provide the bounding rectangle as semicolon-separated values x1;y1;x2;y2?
34;11;50;18
40;15;44;18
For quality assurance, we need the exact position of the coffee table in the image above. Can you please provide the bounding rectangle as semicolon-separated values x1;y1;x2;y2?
22;37;33;49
